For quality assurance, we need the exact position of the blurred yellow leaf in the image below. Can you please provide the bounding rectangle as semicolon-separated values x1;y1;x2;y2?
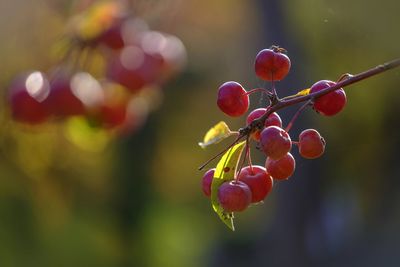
211;141;246;231
74;1;122;40
64;117;111;152
198;121;233;148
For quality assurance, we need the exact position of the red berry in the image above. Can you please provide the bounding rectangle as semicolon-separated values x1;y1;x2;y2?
218;181;252;212
246;109;282;140
99;104;127;128
157;34;187;80
96;18;125;49
246;108;266;125
137;31;187;82
254;47;291;81
92;82;130;129
46;72;86;117
238;165;273;203
265;112;282;128
260;126;292;160
265;153;296;180
217;81;249;117
246;108;266;140
298;129;326;159
310;80;347;116
8;71;50;124
202;168;215;197
106;45;163;92
71;72;105;108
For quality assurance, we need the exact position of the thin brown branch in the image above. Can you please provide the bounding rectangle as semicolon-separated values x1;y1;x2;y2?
199;58;400;171
285;99;313;132
198;134;246;170
240;58;400;135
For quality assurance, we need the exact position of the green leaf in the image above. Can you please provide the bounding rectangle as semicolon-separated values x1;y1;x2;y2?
198;121;234;148
211;141;246;231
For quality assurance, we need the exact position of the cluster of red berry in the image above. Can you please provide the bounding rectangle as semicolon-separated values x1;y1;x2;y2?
7;1;186;134
202;46;347;214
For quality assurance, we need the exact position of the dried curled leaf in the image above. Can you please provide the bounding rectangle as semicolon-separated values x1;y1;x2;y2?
198;121;234;148
211;141;246;231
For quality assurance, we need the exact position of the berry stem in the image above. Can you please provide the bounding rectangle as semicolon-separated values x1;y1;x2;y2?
285;99;313;132
198;134;245;170
245;88;272;96
271;80;278;98
247;146;254;172
270;76;279;104
236;136;250;180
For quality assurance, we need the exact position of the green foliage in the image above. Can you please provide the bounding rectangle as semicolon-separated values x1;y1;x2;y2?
211;141;246;231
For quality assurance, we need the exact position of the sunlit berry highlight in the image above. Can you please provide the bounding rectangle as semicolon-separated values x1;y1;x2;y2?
217;81;249;117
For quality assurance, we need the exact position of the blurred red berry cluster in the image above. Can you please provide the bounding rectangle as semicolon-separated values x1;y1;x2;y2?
7;1;186;136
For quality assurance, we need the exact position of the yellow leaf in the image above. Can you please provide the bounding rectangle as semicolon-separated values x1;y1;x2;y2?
211;141;246;231
198;121;233;148
295;88;311;96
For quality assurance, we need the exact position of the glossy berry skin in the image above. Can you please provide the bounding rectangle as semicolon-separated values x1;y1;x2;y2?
260;126;292;160
8;71;50;124
254;48;291;81
202;168;215;197
265;153;296;180
299;129;326;159
218;181;252;212
310;80;347;116
246;108;282;140
238;165;273;203
217;81;249;117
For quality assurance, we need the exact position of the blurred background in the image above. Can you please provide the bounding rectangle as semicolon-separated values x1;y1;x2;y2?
0;0;400;266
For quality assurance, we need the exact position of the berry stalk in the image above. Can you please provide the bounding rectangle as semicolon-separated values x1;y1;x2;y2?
285;99;313;132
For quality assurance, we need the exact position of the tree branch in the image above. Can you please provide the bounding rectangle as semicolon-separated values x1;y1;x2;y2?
240;58;400;135
199;58;400;171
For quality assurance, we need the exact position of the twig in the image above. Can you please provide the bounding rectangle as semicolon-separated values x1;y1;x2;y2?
285;99;313;132
198;134;245;170
240;58;400;136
